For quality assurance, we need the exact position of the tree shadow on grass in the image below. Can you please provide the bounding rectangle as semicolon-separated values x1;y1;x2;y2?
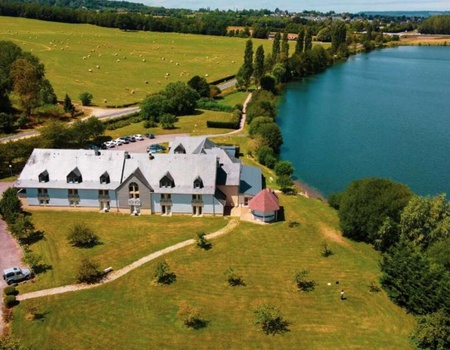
158;273;177;285
33;263;52;275
20;230;45;245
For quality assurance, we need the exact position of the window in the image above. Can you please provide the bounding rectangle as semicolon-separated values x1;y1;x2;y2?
100;172;110;184
67;168;82;184
129;182;139;199
38;170;49;183
68;189;79;206
99;189;108;196
159;173;175;188
192;194;202;201
38;188;49;205
162;193;171;200
174;144;186;154
193;176;203;189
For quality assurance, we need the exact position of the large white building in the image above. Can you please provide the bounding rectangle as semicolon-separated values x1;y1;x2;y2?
15;136;262;216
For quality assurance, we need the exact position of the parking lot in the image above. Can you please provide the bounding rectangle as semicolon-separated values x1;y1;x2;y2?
102;133;189;153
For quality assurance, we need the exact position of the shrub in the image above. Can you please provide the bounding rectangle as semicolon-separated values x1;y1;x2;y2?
76;258;102;284
294;269;316;292
288;221;299;228
177;302;207;329
196;232;212;250
3;286;17;296
67;223;99;247
153;260;176;285
144;120;157;128
224;267;244;286
327;192;343;210
4;295;18;308
206;120;239;129
79;92;93;106
254;305;290;335
321;241;333;257
368;281;381;293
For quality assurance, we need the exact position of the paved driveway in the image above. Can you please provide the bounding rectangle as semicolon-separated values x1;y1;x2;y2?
0;182;24;333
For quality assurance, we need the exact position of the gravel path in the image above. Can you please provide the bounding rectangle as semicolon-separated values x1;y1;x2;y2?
17;219;239;301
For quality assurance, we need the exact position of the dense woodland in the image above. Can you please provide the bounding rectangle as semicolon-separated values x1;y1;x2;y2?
419;15;450;34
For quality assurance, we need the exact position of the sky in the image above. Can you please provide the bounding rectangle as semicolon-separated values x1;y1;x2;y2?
142;0;450;13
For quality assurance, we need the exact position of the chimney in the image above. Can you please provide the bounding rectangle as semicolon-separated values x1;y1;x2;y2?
95;150;101;156
124;151;131;159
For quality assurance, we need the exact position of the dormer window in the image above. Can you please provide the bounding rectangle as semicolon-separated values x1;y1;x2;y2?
39;170;49;183
193;176;203;189
100;171;110;184
67;167;82;184
159;172;175;188
174;144;186;154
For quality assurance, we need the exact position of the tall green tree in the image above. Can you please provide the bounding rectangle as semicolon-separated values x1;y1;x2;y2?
400;194;450;249
338;178;412;245
304;29;313;51
413;310;450;350
331;21;347;54
253;45;265;87
39;119;72;148
163;81;199;116
280;31;289;63
236;39;254;90
271;32;281;62
0;187;22;224
295;28;305;54
187;75;210;98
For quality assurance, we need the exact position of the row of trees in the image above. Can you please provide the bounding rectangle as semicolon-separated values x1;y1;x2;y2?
419;15;450;34
329;178;450;349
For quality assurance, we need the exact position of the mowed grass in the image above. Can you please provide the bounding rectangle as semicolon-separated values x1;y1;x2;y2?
0;17;273;105
18;211;228;293
13;196;416;349
105;109;238;139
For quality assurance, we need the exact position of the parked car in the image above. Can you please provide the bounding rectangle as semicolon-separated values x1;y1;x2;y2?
3;267;32;285
145;133;155;139
103;141;115;148
134;134;144;141
127;136;136;142
119;137;129;144
147;144;166;153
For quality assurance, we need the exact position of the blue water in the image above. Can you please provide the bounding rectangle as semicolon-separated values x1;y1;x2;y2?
277;46;450;197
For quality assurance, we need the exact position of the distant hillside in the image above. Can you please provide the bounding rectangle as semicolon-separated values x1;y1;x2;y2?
360;11;450;18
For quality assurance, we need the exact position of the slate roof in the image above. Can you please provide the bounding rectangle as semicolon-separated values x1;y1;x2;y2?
248;189;280;212
169;136;215;154
240;165;262;196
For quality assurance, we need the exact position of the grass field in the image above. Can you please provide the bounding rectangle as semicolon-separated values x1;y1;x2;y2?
18;211;228;293
12;196;416;349
0;17;273;106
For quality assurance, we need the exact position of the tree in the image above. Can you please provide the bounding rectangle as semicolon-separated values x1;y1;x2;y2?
236;39;254;90
257;122;283;153
304;29;313;51
271;32;281;62
153;260;176;284
177;302;207;329
259;75;276;93
380;239;450;315
295;28;305;54
163;81;199;116
160;113;177;129
187;75;210;98
140;93;168;122
257;146;277;168
294;269;316;291
39;120;72;148
196;232;212;250
272;63;287;84
249;116;273;136
277;175;294;193
413;310;450;350
331;21;348;55
10;214;35;242
338;178;412;245
76;258;102;284
0;112;14;133
67;223;99;247
427;237;450;270
223;267;244;286
10;58;42;115
280;31;289;63
63;93;75;116
400;194;450;249
253;45;265;86
0;187;22;224
79;92;93;106
254;304;290;335
274;161;294;177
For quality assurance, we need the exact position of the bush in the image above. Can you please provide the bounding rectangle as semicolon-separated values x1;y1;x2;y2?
4;295;18;308
254;305;290;335
206;120;239;129
224;267;244;286
3;286;17;296
321;241;333;257
196;232;212;250
177;302;207;329
144;120;157;128
76;258;102;284
79;92;93;106
327;192;343;210
257;146;277;167
294;269;316;292
67;223;99;247
153;260;176;285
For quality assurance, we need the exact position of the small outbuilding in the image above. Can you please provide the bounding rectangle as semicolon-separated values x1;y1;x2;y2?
248;188;280;222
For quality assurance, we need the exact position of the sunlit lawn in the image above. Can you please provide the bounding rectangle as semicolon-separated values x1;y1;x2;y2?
18;211;228;292
13;196;416;349
0;17;273;106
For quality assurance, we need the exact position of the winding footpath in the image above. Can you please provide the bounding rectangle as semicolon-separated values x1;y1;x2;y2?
17;219;240;301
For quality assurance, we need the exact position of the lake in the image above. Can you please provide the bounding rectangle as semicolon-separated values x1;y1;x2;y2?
277;46;450;197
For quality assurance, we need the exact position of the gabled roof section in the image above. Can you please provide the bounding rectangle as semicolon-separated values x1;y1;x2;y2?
249;188;280;212
67;167;82;183
100;171;110;184
193;176;204;189
117;167;153;192
160;172;175;188
38;170;49;183
169;136;215;154
240;165;262;196
173;144;186;154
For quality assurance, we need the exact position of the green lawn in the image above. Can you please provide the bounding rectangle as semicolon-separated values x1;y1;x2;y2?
18;211;228;293
12;196;416;349
105;109;238;139
0;17;273;106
